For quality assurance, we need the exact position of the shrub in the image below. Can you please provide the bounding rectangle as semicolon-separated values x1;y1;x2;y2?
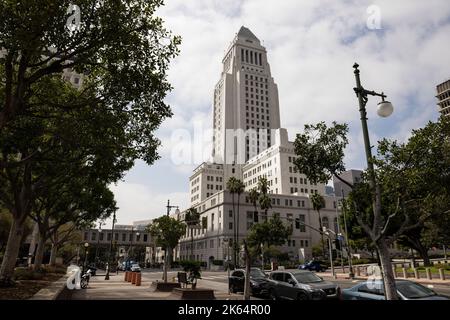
14;267;45;280
179;260;201;279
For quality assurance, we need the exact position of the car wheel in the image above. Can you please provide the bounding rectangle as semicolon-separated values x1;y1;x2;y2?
269;289;278;301
297;292;308;300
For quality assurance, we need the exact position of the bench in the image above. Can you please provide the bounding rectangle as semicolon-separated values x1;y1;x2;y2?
177;272;194;289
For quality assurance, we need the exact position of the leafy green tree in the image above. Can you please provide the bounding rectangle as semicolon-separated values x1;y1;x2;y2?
293;118;450;300
184;207;200;260
0;0;180;285
247;215;292;262
311;193;326;258
147;216;186;283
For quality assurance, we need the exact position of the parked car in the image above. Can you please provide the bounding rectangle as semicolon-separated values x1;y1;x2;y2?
121;260;137;271
342;279;449;300
298;260;327;272
267;270;340;300
130;263;141;272
228;267;270;297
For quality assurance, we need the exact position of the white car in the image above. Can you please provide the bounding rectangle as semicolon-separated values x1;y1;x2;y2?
130;263;141;272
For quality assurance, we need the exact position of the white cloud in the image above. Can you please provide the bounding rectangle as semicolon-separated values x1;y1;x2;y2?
105;182;189;227
111;0;450;224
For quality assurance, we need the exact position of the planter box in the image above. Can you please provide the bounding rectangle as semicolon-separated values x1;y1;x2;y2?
150;281;181;292
169;288;216;300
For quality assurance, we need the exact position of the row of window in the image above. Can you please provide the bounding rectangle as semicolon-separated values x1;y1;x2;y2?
245;74;268;82
206;184;223;191
241;49;263;66
85;231;148;242
290;187;319;195
206;175;223;182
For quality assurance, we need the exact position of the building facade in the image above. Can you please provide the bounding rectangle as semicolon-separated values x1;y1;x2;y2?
437;79;450;117
212;26;281;166
333;169;363;198
177;190;340;264
242;128;326;196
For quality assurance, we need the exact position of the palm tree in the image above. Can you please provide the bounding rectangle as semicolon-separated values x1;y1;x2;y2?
226;177;238;266
257;177;272;218
235;179;245;267
311;193;326;258
185;207;200;260
248;188;259;219
257;178;271;269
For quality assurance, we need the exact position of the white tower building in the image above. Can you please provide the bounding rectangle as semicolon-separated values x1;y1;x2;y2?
212;26;281;166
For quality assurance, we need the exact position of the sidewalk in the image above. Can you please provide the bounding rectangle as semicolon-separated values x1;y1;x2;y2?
70;273;251;300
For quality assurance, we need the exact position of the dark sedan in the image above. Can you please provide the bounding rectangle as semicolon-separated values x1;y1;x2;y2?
342;279;449;300
228;268;270;297
298;260;327;272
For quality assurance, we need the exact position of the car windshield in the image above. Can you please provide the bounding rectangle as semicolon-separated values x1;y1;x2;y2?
294;272;322;283
250;269;266;279
397;282;437;299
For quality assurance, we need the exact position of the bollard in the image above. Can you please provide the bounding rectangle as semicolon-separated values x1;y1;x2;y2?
439;268;446;281
356;267;361;277
425;268;432;280
127;271;132;282
402;267;407;278
135;272;141;286
413;268;419;279
124;271;129;282
131;272;137;284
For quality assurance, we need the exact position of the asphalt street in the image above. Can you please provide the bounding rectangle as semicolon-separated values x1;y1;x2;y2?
140;269;450;298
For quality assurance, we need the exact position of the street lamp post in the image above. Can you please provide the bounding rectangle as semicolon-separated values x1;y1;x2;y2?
94;222;103;268
340;188;354;278
353;62;394;299
129;226;134;260
135;232;140;264
163;199;180;282
105;210;117;280
83;242;89;274
323;228;336;279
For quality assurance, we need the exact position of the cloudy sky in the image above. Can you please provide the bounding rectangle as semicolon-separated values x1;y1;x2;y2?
106;0;450;227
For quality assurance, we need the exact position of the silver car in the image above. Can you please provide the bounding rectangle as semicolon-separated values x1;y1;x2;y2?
342;279;449;300
268;270;340;300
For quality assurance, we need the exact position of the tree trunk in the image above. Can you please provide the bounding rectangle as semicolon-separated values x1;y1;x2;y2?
231;193;236;267
236;194;241;267
49;244;58;267
163;245;170;283
33;235;46;270
190;228;194;260
406;237;431;267
376;240;398;300
243;241;251;300
0;218;24;286
317;210;325;258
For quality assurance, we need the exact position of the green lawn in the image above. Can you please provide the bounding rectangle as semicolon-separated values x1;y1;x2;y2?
395;264;450;276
